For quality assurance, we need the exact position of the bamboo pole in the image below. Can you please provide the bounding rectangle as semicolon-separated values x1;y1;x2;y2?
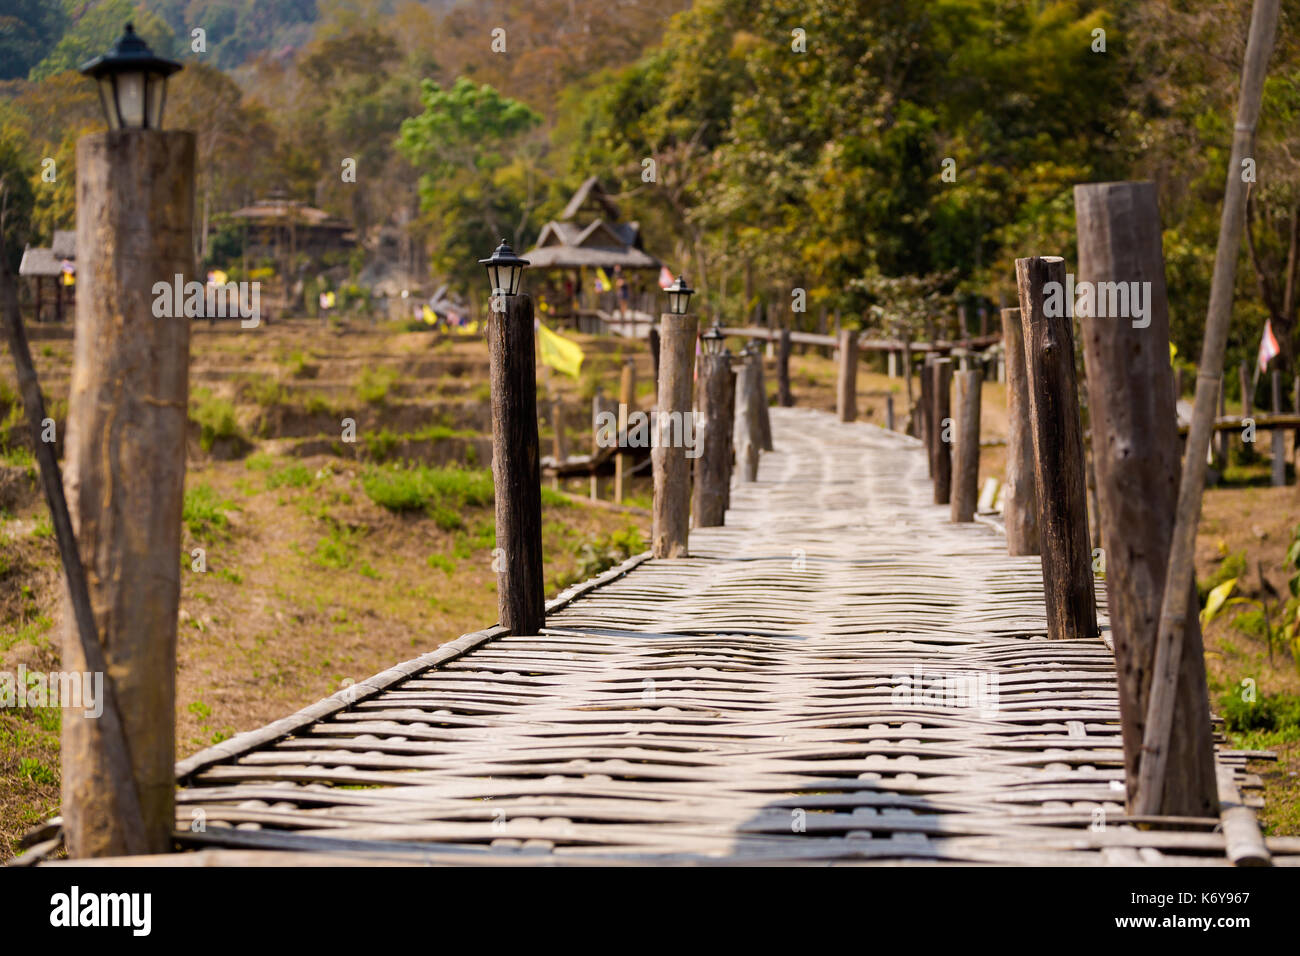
734;351;762;482
1139;0;1278;817
1272;369;1285;485
776;326;794;407
614;358;635;503
1015;256;1098;641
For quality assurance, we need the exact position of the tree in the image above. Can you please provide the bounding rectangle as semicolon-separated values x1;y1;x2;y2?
0;0;67;80
396;77;541;289
28;0;178;81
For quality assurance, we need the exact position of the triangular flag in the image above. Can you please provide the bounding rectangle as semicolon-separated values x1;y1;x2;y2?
536;322;585;379
659;266;675;290
422;304;437;325
1258;318;1281;374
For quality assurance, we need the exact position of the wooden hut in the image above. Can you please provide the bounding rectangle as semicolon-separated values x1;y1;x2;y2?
18;230;76;322
524;178;663;335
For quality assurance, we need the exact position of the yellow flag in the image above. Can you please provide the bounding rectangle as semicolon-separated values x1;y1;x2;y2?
464;319;479;335
537;322;584;378
594;267;613;293
422;304;437;324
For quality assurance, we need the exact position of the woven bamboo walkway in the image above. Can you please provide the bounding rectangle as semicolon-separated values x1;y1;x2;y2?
161;408;1294;866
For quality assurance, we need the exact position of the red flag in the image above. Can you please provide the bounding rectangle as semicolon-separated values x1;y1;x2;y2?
659;266;675;290
1258;318;1281;374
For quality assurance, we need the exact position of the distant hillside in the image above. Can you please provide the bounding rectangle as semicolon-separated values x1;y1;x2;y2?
2;0;462;78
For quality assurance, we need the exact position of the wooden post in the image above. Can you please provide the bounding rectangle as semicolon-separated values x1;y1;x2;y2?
885;393;895;432
931;357;953;505
902;341;914;416
754;347;774;450
724;362;738;507
1075;180;1217;816
951;369;981;522
550;394;566;491
836;328;857;422
652;312;697;557
694;350;731;527
1001;307;1039;554
776;326;793;407
1240;360;1253;458
61;129;194;857
1216;379;1228;466
1272;369;1285;485
489;292;545;636
590;393;601;500
1014;255;1098;641
920;356;935;473
734;351;762;482
614;359;635;503
648;325;661;395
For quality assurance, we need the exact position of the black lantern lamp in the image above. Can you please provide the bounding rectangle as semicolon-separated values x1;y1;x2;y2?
478;239;530;296
665;274;694;315
702;323;726;356
80;24;183;131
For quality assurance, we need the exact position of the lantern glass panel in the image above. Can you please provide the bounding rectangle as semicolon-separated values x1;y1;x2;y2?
97;77;120;130
146;73;167;128
116;71;146;128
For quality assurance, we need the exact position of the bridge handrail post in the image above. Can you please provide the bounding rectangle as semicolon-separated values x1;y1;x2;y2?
1001;307;1040;555
835;328;858;423
1014;255;1097;641
932;357;953;505
951;368;981;521
489;292;545;635
694;350;732;527
652;311;697;557
1074;181;1217;817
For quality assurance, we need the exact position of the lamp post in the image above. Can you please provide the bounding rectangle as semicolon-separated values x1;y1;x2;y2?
479;240;544;635
694;323;732;527
652;275;698;557
60;25;193;857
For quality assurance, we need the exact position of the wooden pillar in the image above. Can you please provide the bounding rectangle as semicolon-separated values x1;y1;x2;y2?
724;363;738;507
694;351;731;527
951;369;981;522
1240;359;1253;450
931;357;953;505
614;359;635;503
1216;379;1228;466
1014;255;1098;641
652;312;697;557
885;394;895;432
489;292;545;635
648;325;661;397
1074;180;1216;816
902;341;914;417
754;348;774;450
734;352;762;482
920;356;935;473
1001;308;1040;555
776;326;793;407
550;394;566;490
836;328;857;422
1272;369;1285;485
54;274;63;323
62;129;194;857
590;393;601;501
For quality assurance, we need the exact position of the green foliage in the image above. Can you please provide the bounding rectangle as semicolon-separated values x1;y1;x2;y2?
1219;691;1300;738
356;366;398;405
29;0;177;81
396;77;541;289
360;463;494;522
574;525;645;581
183;483;233;540
190;390;244;452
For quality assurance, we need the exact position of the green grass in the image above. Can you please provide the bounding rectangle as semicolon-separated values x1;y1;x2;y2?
427;553;456;575
190;389;245;452
183;483;234;540
1220;691;1300;749
356;367;399;405
265;463;316;490
360;464;494;525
